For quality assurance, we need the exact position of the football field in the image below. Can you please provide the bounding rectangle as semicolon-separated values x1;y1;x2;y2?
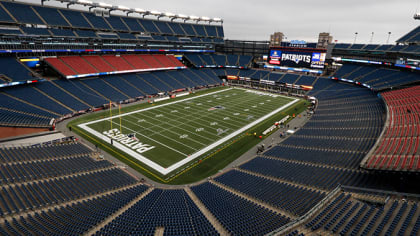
78;88;299;175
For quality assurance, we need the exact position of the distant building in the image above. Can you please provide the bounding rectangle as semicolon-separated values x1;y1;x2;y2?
270;32;284;47
317;32;333;48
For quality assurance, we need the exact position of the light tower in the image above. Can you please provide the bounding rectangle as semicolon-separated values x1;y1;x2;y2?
414;12;420;20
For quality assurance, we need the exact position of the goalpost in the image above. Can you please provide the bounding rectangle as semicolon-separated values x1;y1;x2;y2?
109;102;123;133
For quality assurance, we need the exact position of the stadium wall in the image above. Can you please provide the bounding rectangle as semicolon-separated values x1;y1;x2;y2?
0;126;50;139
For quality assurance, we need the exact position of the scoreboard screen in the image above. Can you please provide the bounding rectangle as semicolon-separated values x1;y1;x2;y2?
269;47;326;69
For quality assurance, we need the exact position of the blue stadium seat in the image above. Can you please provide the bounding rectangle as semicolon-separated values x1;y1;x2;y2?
138;19;160;33
21;27;51;36
122;17;145;32
32;6;69;26
105;16;129;31
180;23;197;36
83;13;112;30
192;182;290;235
50;28;75;37
59;9;92;28
153;21;174;34
168;22;186;35
1;2;43;25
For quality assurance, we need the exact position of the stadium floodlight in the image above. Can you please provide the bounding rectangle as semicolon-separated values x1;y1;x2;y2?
213;18;223;23
175;14;189;22
117;5;130;11
77;0;92;5
88;2;100;11
164;12;176;17
98;2;112;8
150;10;162;16
176;14;189;19
200;16;211;22
64;0;78;8
189;15;199;20
415;12;420;20
134;8;146;13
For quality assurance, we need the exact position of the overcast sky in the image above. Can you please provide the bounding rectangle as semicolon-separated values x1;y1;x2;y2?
40;0;420;44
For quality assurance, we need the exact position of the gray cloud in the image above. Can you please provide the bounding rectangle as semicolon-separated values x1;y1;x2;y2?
39;0;420;44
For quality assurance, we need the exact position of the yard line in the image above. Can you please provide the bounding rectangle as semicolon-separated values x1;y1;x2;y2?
128;105;234;132
112;120;198;154
219;94;293;115
81;87;234;126
122;113;215;144
167;93;270;126
223;99;288;115
116;119;190;156
165;102;247;128
156;102;246;128
203;89;291;116
132;90;265;131
128;106;226;137
119;116;206;149
128;113;222;141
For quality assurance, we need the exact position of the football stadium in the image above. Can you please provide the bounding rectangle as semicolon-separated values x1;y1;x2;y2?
0;0;419;235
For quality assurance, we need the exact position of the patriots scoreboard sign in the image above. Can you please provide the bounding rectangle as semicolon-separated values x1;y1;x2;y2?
269;46;326;69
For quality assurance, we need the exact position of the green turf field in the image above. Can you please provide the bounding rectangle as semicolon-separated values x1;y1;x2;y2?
77;87;298;177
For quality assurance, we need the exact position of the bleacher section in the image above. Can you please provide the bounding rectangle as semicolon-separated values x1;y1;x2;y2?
0;142;139;218
185;54;253;68
6;185;149;235
396;25;420;44
97;189;218;235
191;182;291;235
236;79;399;192
0;141;160;235
0;67;221;127
333;43;420;55
288;190;420;236
362;85;420;172
44;54;186;78
214;170;326;217
0;0;224;43
220;68;318;86
0;57;39;84
0;109;51;128
333;64;420;90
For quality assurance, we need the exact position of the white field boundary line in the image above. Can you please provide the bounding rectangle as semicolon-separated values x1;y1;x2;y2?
78;89;299;175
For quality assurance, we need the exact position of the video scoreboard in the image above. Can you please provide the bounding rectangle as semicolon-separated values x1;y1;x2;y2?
269;46;327;69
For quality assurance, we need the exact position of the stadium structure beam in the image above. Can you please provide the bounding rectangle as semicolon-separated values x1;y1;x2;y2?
126;10;134;16
41;0;50;5
89;6;96;12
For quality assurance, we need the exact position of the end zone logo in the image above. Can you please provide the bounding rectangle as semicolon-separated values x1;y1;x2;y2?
281;53;311;64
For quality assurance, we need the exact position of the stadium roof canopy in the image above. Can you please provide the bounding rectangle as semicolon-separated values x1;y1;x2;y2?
45;0;223;23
